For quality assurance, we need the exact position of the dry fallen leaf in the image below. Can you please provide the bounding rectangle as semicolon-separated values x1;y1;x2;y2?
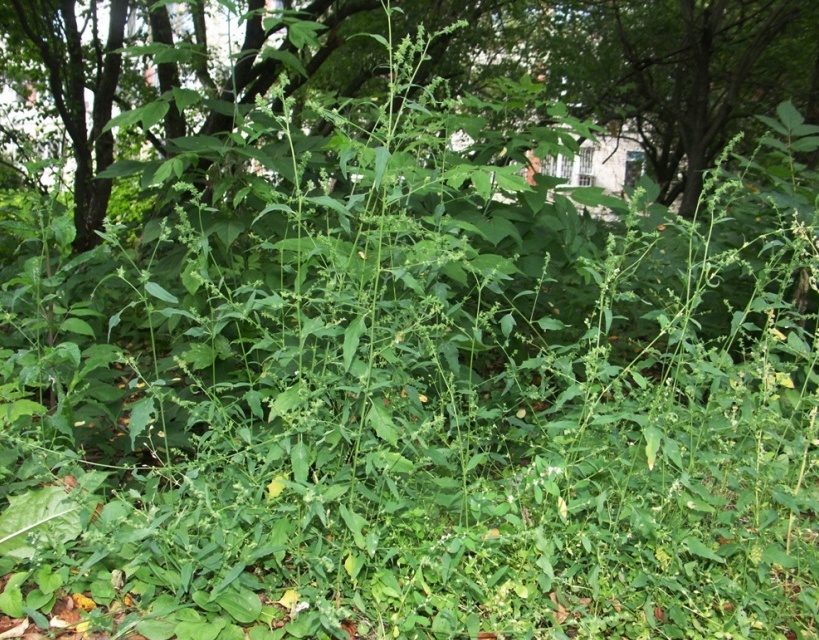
340;619;357;640
0;619;28;639
548;592;570;625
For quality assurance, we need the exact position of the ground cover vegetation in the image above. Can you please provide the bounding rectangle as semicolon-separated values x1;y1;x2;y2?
0;2;818;639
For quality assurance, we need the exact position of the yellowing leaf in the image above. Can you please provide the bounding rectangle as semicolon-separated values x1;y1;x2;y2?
557;496;568;521
644;426;662;471
72;593;96;611
775;372;795;389
76;621;91;634
514;583;529;598
266;475;288;500
769;327;787;341
277;588;299;610
344;554;364;580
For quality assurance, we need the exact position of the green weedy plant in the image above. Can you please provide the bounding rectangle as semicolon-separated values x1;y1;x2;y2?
0;5;817;637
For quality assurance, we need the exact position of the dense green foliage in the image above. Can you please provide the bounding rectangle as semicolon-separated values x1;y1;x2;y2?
1;9;818;640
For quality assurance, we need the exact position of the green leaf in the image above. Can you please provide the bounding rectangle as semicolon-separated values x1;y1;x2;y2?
60;317;96;338
471;170;492;201
0;582;23;618
211;562;246;598
3;399;47;424
569;187;627;210
102;106;146;134
96;159;148;179
0;487;82;560
175;618;226;640
536;316;566;331
776;100;804;130
171;87;202;112
291;441;310;484
373;146;391;188
268;384;303;419
182;344;217;371
339;504;368;549
259;48;308;77
644;426;662;471
500;313;516;339
209;219;245;248
214;588;262;624
142;101;170;130
145;281;179;304
286;19;326;49
343;316;366;372
128;397;156;447
136;619;177;640
35;566;63;594
367;400;398;446
684;537;725;564
762;543;798;569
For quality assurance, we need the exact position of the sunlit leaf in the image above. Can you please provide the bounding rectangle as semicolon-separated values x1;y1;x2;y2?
644;426;662;471
266;475;288;500
291;441;310;484
0;487;82;560
277;589;300;610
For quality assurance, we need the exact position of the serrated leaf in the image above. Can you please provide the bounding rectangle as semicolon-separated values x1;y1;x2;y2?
0;487;82;560
367;400;398;446
268;384;303;419
128;397;155;447
776;100;804;130
4;399;47;424
344;554;364;580
209;219;245;248
145;281;179;304
182;343;216;370
171;87;202;112
142;101;170;130
96;159;147;179
286;19;326;49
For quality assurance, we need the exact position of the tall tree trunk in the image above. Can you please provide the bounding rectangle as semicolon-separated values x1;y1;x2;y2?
78;0;130;252
148;3;186;141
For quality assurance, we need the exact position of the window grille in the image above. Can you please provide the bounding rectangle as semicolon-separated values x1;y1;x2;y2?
577;148;594;186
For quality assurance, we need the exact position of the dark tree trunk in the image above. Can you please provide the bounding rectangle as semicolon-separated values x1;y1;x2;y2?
79;0;130;252
73;0;131;252
148;4;186;141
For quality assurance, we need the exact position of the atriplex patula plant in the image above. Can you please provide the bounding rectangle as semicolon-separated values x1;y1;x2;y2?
0;9;817;639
